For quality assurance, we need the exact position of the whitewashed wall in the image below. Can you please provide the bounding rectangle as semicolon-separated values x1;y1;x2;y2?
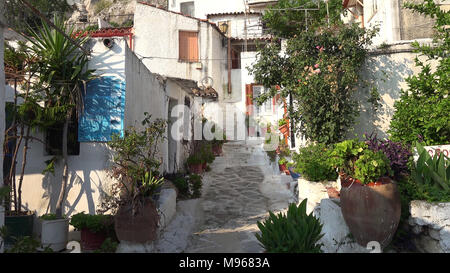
134;3;228;101
125;45;196;174
15;37;128;222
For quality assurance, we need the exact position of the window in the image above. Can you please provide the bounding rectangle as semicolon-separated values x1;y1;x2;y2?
45;108;80;156
179;31;199;62
231;49;241;69
367;0;378;22
180;1;195;17
183;96;191;141
78;76;125;142
252;85;272;115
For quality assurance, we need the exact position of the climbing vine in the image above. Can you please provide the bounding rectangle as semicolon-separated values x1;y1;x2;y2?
249;0;377;144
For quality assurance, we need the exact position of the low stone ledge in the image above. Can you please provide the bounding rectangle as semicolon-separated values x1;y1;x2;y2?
297;178;339;215
316;198;370;253
409;200;450;253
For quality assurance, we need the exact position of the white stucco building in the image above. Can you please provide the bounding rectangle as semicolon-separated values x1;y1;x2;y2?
4;25;202;229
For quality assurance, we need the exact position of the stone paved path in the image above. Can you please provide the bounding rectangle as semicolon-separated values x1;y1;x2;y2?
184;140;295;253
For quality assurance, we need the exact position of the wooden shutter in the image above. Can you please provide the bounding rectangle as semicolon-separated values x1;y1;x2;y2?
245;84;253;115
179;31;198;62
78;76;125;142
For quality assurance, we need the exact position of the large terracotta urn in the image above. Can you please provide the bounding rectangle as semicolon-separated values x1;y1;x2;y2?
114;200;159;244
340;175;401;249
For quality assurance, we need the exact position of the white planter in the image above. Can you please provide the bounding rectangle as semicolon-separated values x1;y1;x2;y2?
298;178;340;215
40;218;69;252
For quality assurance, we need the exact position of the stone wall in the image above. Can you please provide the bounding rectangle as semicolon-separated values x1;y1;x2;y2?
409;200;450;253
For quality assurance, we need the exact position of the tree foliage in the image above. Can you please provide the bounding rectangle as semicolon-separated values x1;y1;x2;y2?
5;0;73;33
388;0;450;145
249;0;376;144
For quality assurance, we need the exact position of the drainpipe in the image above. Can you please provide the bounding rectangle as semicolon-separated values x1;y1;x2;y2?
227;35;232;95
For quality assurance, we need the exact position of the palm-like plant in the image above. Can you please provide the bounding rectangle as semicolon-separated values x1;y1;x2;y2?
25;16;95;218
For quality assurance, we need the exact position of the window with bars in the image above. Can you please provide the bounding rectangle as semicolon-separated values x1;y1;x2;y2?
179;31;199;62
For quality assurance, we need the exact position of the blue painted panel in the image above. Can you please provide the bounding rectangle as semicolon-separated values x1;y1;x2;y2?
78;76;125;142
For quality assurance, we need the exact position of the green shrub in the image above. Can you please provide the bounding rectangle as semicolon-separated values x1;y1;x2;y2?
173;176;189;197
200;143;215;164
329;139;367;175
388;0;449;145
39;213;62;221
293;143;337;182
70;212;113;233
255;199;324;253
353;149;392;184
94;238;119;253
189;174;203;198
186;154;202;165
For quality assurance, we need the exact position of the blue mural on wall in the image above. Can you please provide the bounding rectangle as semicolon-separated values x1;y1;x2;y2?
78;76;125;142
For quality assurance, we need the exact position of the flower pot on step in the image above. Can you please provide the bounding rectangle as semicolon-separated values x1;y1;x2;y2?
80;228;108;251
212;144;223;156
340;175;401;249
4;211;35;246
114;200;159;244
189;163;203;174
40;218;69;252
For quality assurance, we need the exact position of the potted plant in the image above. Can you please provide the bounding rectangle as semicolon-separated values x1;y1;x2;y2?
99;114;167;244
37;213;69;252
293;143;339;212
329;139;401;249
70;212;114;251
187;154;204;174
278;157;289;174
278;118;289;135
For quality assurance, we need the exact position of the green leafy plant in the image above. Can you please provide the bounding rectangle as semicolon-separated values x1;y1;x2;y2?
4;236;53;253
173;176;190;197
93;238;119;253
69;212;114;233
353;149;393;184
278;157;288;166
388;0;449;145
200;143;215;164
24;15;96;218
330;139;393;184
411;142;449;191
255;199;324;253
329;139;367;175
278;119;287;127
186;154;203;165
189;174;203;198
250;0;377;144
293;143;337;182
39;213;64;221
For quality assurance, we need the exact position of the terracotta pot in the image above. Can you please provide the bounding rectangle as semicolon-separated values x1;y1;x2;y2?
279;124;289;135
80;228;107;251
212;144;223;156
189;163;203;174
202;162;207;170
340;175;401;249
278;164;290;175
114;200;159;244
